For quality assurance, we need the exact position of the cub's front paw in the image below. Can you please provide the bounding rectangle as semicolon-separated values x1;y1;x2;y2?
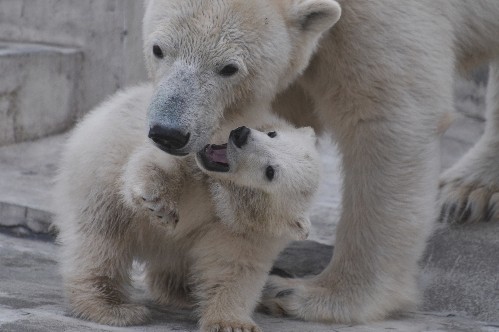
139;190;179;228
123;177;179;231
201;320;262;332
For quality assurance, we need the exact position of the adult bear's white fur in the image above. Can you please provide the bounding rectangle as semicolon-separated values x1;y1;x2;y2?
140;0;499;324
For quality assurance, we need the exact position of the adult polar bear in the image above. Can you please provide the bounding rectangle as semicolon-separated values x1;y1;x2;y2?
144;0;499;323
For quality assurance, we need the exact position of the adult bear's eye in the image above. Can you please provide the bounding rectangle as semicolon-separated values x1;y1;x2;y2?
153;44;164;59
266;166;275;181
219;64;239;77
267;131;277;138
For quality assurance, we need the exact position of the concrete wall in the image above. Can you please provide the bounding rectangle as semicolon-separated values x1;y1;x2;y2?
0;42;82;145
0;0;147;119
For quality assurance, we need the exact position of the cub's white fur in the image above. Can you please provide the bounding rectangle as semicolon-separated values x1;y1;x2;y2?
140;0;499;324
54;83;321;331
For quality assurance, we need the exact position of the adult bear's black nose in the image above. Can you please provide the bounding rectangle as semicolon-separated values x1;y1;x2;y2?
149;125;190;154
230;126;250;148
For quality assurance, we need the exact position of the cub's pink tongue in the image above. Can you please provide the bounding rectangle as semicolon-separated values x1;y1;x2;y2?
207;144;228;164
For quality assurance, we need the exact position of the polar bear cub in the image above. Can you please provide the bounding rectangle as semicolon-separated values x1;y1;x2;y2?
54;84;321;331
188;125;319;331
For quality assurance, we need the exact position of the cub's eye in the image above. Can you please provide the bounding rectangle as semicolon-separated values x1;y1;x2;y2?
266;166;275;181
219;64;239;77
267;131;277;138
153;44;164;59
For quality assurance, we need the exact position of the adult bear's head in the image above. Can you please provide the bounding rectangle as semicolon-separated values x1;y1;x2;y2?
143;0;341;156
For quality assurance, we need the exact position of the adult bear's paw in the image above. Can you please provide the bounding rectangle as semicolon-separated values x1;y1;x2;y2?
439;139;499;224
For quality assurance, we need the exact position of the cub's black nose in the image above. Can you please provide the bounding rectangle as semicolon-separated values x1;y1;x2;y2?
149;125;190;151
230;126;250;148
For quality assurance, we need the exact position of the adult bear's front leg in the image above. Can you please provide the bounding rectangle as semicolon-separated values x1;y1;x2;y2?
261;113;442;322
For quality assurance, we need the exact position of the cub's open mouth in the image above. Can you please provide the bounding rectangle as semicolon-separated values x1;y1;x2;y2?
197;143;230;172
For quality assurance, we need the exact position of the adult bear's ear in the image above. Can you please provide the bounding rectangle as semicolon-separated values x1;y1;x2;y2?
277;0;341;89
290;0;341;33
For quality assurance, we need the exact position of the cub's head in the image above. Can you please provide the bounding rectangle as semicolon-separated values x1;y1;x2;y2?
143;0;341;156
195;125;321;240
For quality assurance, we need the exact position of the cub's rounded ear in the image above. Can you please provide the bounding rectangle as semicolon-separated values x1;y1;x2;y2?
299;126;319;145
299;126;316;138
290;0;341;33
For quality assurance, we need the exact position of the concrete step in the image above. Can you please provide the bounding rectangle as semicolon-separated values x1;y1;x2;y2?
0;133;64;237
0;41;82;146
0;0;146;121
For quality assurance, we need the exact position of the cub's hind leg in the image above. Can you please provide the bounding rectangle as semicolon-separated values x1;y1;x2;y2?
145;251;193;309
58;196;149;326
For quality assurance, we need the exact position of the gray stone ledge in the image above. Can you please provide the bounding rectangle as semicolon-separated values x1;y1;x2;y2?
0;41;80;57
0;42;83;146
